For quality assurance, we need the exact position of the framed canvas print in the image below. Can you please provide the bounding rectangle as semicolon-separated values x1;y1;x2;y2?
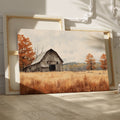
4;15;64;94
17;29;114;94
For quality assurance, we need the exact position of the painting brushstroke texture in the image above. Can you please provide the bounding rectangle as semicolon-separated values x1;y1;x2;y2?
18;30;109;94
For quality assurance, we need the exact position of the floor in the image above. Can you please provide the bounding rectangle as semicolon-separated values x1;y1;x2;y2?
0;91;120;120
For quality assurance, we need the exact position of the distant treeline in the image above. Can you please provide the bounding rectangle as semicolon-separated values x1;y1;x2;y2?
63;53;107;71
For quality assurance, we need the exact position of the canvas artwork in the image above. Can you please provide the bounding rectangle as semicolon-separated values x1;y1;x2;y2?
18;30;109;94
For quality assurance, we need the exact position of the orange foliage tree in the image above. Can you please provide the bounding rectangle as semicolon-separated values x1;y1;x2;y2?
86;53;96;70
18;34;36;71
100;53;107;70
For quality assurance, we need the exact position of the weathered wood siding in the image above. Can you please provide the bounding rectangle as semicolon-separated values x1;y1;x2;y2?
25;50;63;72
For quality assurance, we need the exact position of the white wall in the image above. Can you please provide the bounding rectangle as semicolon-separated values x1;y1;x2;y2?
0;0;120;94
0;15;5;94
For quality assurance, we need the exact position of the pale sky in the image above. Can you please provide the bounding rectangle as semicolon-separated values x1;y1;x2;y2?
18;29;106;63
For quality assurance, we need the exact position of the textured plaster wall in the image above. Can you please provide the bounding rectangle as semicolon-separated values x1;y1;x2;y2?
0;0;120;94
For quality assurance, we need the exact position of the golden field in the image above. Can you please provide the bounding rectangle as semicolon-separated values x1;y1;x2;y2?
20;70;109;94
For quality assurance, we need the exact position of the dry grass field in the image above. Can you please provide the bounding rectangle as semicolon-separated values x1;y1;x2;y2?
20;70;109;94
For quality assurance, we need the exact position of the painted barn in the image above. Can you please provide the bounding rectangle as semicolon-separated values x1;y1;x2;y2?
23;49;63;72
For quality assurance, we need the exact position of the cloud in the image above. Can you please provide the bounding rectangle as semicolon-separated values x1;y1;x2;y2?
18;29;105;63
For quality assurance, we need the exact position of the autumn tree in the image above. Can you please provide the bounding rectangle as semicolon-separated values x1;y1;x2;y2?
18;34;36;71
86;53;96;70
100;53;107;70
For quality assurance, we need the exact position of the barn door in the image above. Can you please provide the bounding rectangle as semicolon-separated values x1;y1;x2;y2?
49;65;56;71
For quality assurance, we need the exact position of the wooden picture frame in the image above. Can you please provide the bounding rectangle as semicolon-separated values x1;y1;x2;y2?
4;15;65;94
4;15;115;94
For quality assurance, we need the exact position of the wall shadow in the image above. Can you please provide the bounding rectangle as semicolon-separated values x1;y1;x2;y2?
0;0;46;15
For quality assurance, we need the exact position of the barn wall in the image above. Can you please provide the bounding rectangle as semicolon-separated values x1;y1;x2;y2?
42;51;63;71
0;0;120;94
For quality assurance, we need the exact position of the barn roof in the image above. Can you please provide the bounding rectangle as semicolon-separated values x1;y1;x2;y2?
31;49;63;66
31;52;46;65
